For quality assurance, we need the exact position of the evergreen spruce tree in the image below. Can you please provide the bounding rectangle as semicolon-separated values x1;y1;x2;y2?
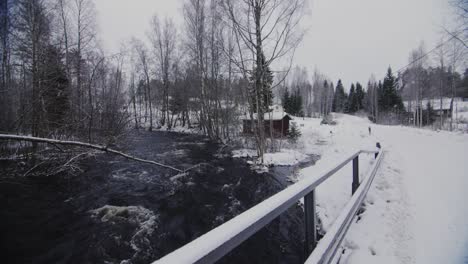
348;83;356;113
379;67;404;112
378;80;383;100
42;45;70;130
355;82;365;111
292;90;298;114
462;69;468;98
294;89;303;116
291;89;298;115
282;88;291;113
343;91;349;113
332;80;347;112
282;88;303;116
425;101;436;125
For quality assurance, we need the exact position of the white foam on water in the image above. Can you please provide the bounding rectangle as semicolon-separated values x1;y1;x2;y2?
89;205;158;263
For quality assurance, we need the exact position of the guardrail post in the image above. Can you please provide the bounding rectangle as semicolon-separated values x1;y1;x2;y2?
352;155;359;195
375;142;381;159
304;190;317;257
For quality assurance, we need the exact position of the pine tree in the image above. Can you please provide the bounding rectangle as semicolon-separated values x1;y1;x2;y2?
41;45;69;131
282;88;303;116
378;80;383;97
379;67;404;112
347;83;356;113
294;89;303;116
332;80;347;112
343;91;349;113
462;69;468;98
282;88;291;113
355;82;365;111
425;101;436;125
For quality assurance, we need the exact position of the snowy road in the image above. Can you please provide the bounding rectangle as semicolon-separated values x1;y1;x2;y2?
374;124;468;264
295;115;468;263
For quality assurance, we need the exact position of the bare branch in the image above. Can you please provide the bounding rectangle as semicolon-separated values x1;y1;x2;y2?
0;134;184;173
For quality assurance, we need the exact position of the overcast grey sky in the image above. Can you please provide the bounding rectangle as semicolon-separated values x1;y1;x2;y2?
95;0;451;89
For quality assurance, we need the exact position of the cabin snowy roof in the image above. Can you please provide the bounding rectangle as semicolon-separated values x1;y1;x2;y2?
240;112;292;121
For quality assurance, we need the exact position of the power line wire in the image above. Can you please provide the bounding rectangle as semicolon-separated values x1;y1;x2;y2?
396;35;458;74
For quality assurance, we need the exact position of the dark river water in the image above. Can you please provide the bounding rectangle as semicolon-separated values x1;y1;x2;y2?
0;130;319;264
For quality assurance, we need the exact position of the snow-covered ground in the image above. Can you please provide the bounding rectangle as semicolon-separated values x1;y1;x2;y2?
232;148;309;166
293;114;468;264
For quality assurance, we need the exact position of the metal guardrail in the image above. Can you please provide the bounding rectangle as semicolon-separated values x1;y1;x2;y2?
306;149;385;263
153;146;384;264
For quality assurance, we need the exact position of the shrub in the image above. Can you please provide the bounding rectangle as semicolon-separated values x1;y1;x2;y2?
287;122;302;144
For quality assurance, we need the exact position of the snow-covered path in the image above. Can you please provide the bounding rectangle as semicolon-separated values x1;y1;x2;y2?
373;124;468;264
294;115;468;263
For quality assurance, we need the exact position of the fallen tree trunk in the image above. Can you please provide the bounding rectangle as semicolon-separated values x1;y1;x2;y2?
0;134;183;173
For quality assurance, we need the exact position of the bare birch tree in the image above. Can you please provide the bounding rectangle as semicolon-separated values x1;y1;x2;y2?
57;0;70;77
447;35;466;130
149;15;177;128
183;0;211;136
407;43;427;127
221;0;306;161
132;39;154;131
71;0;95;127
435;38;449;129
366;75;379;123
14;0;51;138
